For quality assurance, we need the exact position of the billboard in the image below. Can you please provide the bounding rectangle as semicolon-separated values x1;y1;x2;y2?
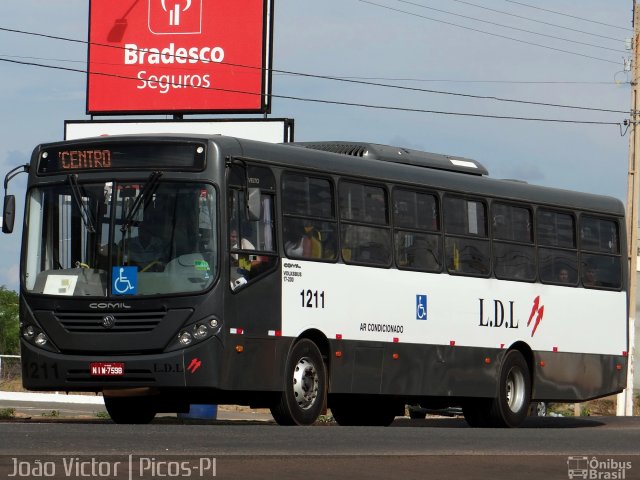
64;119;294;143
87;0;273;115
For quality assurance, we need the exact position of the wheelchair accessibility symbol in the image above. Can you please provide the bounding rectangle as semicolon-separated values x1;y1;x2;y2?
416;295;428;320
112;267;137;295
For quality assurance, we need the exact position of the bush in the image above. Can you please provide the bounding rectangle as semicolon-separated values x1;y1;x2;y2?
0;286;19;355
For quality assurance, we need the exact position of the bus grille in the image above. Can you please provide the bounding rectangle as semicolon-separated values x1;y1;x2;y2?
56;311;165;333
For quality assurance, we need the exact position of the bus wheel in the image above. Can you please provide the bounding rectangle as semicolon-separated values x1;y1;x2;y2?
489;349;531;427
104;396;157;424
270;339;326;426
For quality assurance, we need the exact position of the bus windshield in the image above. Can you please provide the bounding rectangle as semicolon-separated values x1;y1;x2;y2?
24;181;217;297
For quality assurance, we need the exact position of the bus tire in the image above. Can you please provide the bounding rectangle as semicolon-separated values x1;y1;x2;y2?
104;396;157;424
270;338;326;426
488;349;531;427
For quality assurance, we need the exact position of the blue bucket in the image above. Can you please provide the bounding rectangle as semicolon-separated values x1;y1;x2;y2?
178;404;218;420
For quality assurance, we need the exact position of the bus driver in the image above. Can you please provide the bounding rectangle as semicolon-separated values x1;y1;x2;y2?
125;222;168;270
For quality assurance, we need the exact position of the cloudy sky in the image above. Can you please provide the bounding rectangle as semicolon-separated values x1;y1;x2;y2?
0;0;633;290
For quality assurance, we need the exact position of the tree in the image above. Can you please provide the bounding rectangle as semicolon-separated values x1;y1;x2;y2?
0;286;19;355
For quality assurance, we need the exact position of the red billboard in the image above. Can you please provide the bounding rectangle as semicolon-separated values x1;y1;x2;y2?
87;0;272;114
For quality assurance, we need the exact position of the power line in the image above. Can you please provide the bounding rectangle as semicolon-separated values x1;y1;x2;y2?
504;0;633;32
0;56;623;127
396;0;627;54
0;52;621;85
325;77;620;85
0;26;628;114
444;0;625;43
0;51;623;85
0;51;623;86
357;0;621;65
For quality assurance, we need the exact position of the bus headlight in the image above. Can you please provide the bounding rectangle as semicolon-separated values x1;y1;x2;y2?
209;318;219;329
34;333;48;346
193;324;208;339
23;325;35;339
178;331;193;346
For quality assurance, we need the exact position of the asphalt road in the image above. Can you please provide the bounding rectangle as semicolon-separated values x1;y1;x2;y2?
0;416;639;479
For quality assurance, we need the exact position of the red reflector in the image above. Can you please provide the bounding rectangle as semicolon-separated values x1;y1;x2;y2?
623;351;628;357
553;347;558;352
484;357;491;365
335;351;342;358
500;343;505;349
336;334;343;340
450;341;456;346
393;337;399;343
616;364;623;371
392;353;399;360
539;361;545;367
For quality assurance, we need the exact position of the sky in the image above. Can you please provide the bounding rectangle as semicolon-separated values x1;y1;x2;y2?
0;0;633;291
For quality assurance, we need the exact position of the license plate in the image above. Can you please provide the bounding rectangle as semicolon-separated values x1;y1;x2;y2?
90;362;125;376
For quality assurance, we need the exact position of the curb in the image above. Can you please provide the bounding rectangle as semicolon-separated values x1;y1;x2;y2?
0;391;104;405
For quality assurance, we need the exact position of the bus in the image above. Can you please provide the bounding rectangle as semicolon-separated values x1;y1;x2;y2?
2;135;628;427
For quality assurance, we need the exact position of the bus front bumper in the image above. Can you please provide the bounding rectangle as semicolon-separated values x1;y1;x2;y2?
20;336;223;391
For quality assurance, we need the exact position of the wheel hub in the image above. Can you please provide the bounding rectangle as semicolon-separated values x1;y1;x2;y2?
292;357;319;410
505;367;526;413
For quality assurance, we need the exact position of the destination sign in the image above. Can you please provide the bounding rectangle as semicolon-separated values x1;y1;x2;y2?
37;142;206;174
58;150;112;170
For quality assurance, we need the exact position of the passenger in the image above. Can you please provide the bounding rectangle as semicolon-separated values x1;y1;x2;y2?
583;263;600;287
229;227;265;282
558;268;570;283
230;228;255;260
285;224;320;259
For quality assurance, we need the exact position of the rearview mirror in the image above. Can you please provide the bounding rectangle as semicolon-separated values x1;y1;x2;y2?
2;195;15;234
246;188;262;222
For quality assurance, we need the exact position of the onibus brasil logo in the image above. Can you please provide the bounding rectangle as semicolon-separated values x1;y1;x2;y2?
567;456;632;479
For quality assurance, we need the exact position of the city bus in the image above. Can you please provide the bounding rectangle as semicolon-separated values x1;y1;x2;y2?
2;134;628;427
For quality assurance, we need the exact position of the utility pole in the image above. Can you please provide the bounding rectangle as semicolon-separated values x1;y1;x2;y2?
618;0;639;417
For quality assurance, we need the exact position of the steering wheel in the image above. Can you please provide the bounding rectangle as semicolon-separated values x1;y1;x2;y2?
141;260;163;273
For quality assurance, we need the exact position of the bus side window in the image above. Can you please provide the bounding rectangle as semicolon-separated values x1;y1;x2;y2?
393;188;442;272
339;182;391;267
537;209;577;286
281;173;337;261
444;196;489;276
579;216;621;289
228;166;277;288
492;203;534;281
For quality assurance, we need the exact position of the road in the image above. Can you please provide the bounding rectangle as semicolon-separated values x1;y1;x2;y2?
0;416;638;479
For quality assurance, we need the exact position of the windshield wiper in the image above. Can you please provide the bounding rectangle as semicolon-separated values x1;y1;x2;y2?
67;174;96;233
120;171;163;233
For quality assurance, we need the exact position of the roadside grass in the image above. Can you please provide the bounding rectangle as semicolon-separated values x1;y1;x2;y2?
546;396;639;417
41;410;60;418
0;408;16;419
0;378;25;392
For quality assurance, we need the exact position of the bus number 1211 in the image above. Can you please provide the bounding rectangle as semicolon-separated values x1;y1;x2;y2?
300;290;325;309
